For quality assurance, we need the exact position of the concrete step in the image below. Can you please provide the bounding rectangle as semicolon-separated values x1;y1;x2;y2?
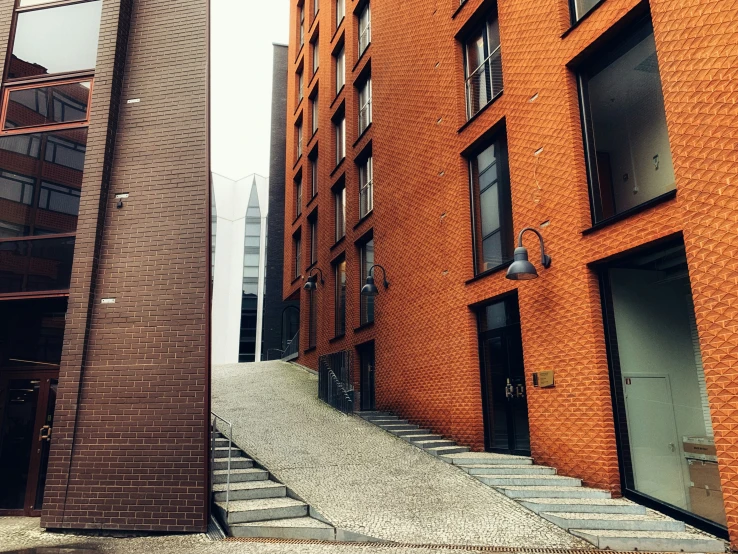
542;512;685;532
369;417;405;424
476;474;581;487
377;424;418;432
213;468;268;484
390;428;433;437
358;411;389;418
465;464;556;476
230;517;335;540
441;452;533;466
213;480;286;502
570;529;725;553
415;439;457;449
425;445;470;456
214;447;246;459
218;497;308;524
498;486;611;499
403;433;442;442
214;438;232;447
213;458;253;471
519;497;646;515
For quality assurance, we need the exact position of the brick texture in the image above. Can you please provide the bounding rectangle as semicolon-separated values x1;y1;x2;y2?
2;0;214;533
284;0;738;546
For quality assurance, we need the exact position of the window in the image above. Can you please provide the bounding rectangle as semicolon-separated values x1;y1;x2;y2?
360;238;374;325
9;1;102;79
571;0;600;23
296;121;303;158
310;153;319;197
358;3;371;55
295;175;302;217
308;286;317;348
335;46;345;94
359;156;373;218
579;20;675;224
312;39;320;74
335;116;345;165
311;95;319;135
294;232;302;278
334;258;346;336
313;0;319;17
3;80;91;131
358;77;372;134
299;4;305;48
335;186;346;241
309;216;318;265
297;70;304;103
464;11;502;119
336;0;345;27
469;135;513;274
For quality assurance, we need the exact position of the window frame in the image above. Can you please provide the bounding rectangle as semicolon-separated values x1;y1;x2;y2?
358;155;373;219
311;93;319;135
296;120;303;159
333;256;346;337
309;151;319;198
336;0;345;28
463;10;503;120
295;174;303;217
308;212;318;266
335;45;345;95
359;236;374;325
334;115;345;166
294;231;302;279
358;76;372;135
358;2;371;56
312;36;320;75
334;184;346;241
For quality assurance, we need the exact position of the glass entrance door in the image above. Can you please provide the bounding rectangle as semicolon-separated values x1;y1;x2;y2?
0;371;58;515
478;294;530;455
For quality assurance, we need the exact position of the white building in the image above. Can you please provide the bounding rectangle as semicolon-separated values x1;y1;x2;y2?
211;173;268;364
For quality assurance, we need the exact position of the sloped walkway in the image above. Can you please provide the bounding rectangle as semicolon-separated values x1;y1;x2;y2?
212;361;589;547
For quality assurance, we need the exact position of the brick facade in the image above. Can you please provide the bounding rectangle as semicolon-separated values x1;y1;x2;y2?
0;0;212;532
284;0;738;546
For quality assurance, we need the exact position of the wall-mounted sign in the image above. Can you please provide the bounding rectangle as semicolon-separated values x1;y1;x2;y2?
127;98;141;104
533;371;555;388
101;298;116;304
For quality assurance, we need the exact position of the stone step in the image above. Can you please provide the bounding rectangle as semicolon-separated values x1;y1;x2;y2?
403;433;442;442
390;428;432;437
369;417;405;424
542;512;685;532
213;458;253;471
214;438;232;447
230;517;335;540
213;480;286;502
477;474;581;487
441;452;533;466
519;498;646;515
498;486;611;499
358;411;389;418
213;468;268;484
465;464;556;476
570;529;725;553
425;445;470;456
218;497;309;524
415;439;457;449
214;447;246;459
377;424;418;432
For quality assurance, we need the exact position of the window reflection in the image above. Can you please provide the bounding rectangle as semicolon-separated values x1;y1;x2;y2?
0;236;75;294
9;1;102;79
4;81;91;130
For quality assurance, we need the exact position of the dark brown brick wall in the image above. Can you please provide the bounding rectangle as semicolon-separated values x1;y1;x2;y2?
17;0;212;532
285;0;738;545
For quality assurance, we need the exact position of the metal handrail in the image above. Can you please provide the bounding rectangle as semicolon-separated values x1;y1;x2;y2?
211;412;233;514
465;45;503;119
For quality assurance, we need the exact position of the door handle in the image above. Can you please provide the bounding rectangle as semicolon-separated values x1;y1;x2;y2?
39;425;52;442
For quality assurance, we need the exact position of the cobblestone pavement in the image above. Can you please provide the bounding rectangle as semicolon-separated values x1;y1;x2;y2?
212;362;590;548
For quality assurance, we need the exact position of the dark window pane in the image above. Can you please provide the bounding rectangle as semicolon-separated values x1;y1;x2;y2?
360;239;374;324
479;183;500;237
4;81;91;130
0;236;75;294
573;0;600;21
482;232;503;270
0;129;87;236
9;1;102;79
0;297;67;369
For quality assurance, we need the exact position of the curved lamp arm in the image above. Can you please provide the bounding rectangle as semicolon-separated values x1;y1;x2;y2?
517;227;552;269
369;265;390;289
307;267;325;284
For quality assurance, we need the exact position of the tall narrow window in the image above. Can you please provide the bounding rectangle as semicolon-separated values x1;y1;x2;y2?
308;288;317;348
296;122;303;158
309;216;318;265
335;186;346;241
336;0;345;27
358;3;371;55
310;153;319;197
299;4;305;48
470;135;513;274
334;258;346;336
571;0;600;23
335;116;345;165
358;77;372;134
295;175;302;217
335;46;345;94
360;238;374;325
579;20;675;224
313;0;319;18
464;11;502;119
294;233;302;278
359;156;373;218
311;95;319;135
312;39;320;75
297;70;304;103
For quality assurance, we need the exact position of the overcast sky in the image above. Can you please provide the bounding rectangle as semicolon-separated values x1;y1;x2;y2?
211;0;289;181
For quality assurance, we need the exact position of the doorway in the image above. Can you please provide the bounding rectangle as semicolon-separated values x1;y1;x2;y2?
0;371;58;516
477;294;530;455
358;342;375;412
599;238;728;537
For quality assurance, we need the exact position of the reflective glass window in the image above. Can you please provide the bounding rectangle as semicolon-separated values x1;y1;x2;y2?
0;236;75;294
4;81;91;130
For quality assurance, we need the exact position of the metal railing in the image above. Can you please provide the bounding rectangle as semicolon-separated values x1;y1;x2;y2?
466;46;503;119
266;330;300;361
318;350;354;414
211;412;233;514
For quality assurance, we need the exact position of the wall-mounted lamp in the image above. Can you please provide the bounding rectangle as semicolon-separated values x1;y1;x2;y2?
506;227;552;281
361;265;389;297
303;267;325;290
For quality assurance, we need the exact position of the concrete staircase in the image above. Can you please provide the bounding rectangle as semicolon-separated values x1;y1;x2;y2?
360;411;725;553
212;433;334;539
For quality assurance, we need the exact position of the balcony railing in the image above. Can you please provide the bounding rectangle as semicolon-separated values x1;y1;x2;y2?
466;46;503;119
318;350;354;414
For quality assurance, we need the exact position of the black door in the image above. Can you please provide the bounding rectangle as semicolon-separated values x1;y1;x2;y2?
478;295;530;455
359;342;375;411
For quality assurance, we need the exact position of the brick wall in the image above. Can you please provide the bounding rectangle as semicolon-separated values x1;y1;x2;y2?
284;0;738;545
35;0;210;532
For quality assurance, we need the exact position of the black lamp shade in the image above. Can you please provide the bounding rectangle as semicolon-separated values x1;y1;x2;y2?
303;275;317;290
361;275;379;296
506;247;539;280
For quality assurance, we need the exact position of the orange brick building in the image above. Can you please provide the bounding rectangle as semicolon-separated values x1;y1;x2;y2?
283;0;738;545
